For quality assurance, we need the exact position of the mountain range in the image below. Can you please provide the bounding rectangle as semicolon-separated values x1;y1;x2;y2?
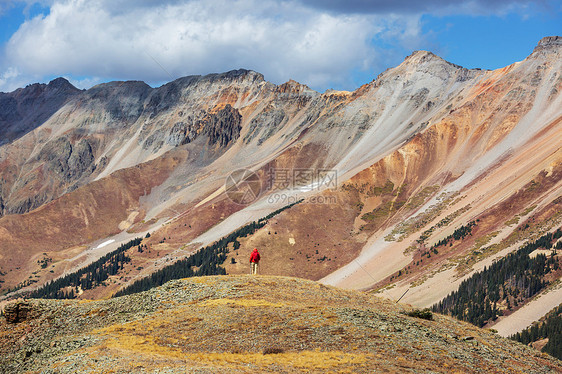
0;36;561;347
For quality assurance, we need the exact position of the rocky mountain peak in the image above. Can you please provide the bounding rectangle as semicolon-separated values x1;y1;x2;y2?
0;77;82;146
536;35;562;48
367;48;482;92
405;49;438;59
532;35;562;56
88;80;151;94
276;79;315;95
199;68;265;85
402;50;466;71
46;77;79;93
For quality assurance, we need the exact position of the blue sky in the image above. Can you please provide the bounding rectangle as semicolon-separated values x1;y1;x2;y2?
0;0;560;93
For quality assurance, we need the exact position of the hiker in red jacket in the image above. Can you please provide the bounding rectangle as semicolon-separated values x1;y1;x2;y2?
250;248;260;275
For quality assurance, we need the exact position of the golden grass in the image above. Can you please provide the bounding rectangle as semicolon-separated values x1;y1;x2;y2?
198;298;286;308
97;331;369;371
91;296;369;372
505;216;520;226
506;205;537;226
189;350;369;369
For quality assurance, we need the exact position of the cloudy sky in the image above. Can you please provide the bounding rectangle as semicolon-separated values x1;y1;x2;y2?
0;0;560;93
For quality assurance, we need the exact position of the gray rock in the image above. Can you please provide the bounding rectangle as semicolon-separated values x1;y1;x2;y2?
40;137;95;182
203;104;242;147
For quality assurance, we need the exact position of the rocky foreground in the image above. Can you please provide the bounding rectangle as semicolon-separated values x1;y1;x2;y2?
1;275;560;373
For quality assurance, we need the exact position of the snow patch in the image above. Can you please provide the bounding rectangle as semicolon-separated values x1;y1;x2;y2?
95;239;115;249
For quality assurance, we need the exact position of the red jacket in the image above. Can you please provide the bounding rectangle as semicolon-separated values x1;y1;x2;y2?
250;250;260;263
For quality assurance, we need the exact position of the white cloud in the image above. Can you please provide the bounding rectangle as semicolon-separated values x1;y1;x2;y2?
298;0;546;16
1;0;425;91
0;66;19;81
0;66;20;89
0;66;37;92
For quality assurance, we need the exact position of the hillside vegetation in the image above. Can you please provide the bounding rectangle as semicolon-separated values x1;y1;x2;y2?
1;275;560;373
433;228;562;327
512;303;562;360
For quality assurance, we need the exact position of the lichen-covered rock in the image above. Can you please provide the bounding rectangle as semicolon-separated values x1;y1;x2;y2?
3;301;38;324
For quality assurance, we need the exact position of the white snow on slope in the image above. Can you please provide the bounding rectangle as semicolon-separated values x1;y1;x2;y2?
95;239;115;249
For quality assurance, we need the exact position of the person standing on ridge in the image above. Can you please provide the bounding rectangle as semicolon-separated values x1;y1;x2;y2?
250;248;260;275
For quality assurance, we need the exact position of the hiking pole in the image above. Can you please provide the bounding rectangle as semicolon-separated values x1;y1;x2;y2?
396;289;409;303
